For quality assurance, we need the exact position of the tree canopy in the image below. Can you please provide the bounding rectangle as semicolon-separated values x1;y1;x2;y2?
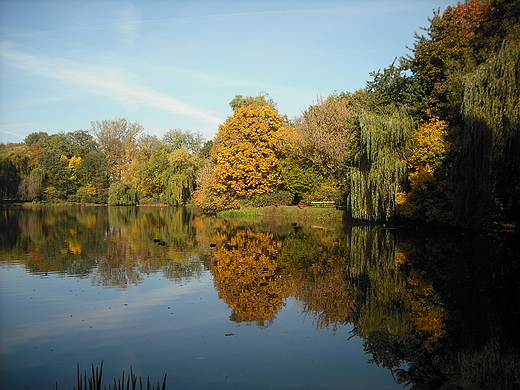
212;104;289;198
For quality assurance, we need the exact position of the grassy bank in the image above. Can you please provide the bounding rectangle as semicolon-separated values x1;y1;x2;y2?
218;205;344;222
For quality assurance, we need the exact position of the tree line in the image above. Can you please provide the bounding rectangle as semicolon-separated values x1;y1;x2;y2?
1;0;519;229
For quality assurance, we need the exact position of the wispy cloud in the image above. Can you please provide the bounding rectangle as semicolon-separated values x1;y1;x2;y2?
0;43;224;127
116;5;141;46
0;128;25;140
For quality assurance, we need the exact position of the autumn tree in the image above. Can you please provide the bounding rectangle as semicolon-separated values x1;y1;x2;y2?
91;118;143;183
18;132;49;200
294;93;357;180
211;103;290;199
398;115;452;223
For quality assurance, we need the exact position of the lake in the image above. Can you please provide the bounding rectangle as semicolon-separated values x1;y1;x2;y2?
1;205;519;389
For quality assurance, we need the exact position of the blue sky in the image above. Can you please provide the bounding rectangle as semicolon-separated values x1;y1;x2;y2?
0;0;455;144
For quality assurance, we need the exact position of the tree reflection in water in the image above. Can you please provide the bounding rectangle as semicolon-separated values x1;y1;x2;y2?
0;205;206;286
0;205;519;389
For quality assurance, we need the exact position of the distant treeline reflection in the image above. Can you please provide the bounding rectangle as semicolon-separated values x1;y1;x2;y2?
1;205;519;389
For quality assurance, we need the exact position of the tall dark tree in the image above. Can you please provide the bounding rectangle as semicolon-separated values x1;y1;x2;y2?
454;35;520;228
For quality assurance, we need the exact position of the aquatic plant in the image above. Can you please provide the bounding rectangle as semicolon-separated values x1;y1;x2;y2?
56;361;167;390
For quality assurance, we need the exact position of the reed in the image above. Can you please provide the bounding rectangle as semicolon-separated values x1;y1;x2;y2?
56;361;167;390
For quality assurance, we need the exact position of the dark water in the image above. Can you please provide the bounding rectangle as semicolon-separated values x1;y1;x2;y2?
0;205;519;390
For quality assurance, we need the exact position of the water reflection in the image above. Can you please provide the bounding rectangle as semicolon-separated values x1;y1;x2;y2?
0;205;206;285
1;205;519;389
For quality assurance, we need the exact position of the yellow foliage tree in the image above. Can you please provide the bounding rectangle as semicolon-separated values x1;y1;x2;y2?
65;155;83;182
211;104;291;198
398;115;451;220
211;228;293;323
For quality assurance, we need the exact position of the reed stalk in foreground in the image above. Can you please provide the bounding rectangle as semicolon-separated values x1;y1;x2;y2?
55;361;167;390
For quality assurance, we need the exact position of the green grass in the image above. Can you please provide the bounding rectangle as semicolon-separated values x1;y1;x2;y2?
218;205;344;222
217;207;260;220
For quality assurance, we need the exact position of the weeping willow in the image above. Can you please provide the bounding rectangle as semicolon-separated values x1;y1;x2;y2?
347;107;415;221
346;226;413;336
163;172;193;206
455;36;520;228
107;182;141;206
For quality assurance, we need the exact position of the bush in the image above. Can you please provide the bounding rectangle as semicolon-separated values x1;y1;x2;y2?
43;186;63;203
68;184;104;204
241;190;294;207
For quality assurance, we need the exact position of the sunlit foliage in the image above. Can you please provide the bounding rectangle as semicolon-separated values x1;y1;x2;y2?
347;107;415;221
91;118;143;183
398;115;451;222
294;93;357;180
211;228;292;324
228;91;277;112
212;104;290;198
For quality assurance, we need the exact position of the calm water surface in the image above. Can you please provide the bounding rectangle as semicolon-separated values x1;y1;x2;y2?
0;205;519;389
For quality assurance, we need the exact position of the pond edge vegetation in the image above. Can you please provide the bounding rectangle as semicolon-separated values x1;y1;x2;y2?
55;361;167;390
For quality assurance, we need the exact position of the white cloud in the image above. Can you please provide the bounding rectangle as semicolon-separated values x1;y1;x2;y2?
0;43;224;127
116;5;141;46
0;128;25;140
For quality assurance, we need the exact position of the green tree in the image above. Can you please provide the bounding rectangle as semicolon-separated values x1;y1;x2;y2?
0;144;29;199
454;34;520;228
37;133;76;200
163;149;202;206
74;149;108;202
162;129;204;153
278;157;321;202
366;59;424;118
108;182;141;206
229;92;277;112
132;144;169;198
347;106;415;221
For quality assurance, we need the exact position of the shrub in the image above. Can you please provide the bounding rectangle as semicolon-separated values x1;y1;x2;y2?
241;190;294;207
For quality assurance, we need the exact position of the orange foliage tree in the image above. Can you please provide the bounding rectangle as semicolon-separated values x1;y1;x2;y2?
211;104;291;199
210;228;294;324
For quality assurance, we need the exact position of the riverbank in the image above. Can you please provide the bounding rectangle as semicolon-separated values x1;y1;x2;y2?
217;205;344;223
